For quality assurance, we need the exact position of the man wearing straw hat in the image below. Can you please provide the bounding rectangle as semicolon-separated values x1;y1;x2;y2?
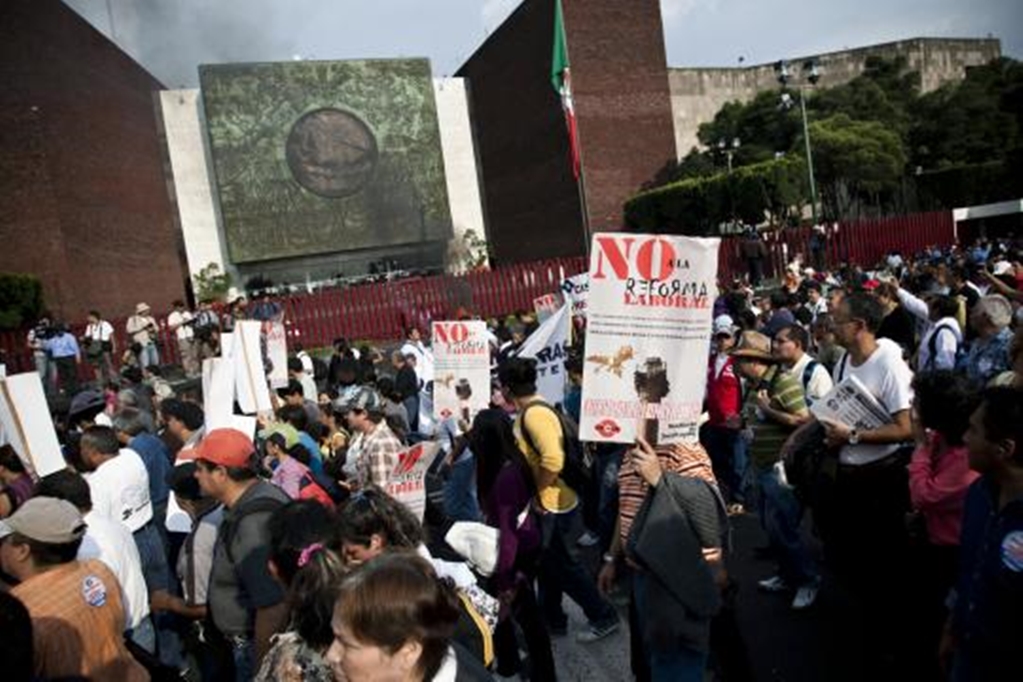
730;331;819;610
126;302;160;369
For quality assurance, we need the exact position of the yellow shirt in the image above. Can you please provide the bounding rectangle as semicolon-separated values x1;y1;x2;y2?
514;401;578;513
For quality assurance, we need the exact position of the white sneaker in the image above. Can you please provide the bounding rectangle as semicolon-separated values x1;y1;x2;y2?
576;530;600;547
757;575;788;593
792;583;819;610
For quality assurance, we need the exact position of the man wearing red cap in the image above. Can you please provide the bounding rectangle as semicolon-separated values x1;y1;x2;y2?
185;428;289;681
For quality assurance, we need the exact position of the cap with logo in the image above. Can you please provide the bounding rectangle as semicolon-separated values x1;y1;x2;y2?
347;386;383;414
712;314;736;337
181;428;255;468
0;497;87;544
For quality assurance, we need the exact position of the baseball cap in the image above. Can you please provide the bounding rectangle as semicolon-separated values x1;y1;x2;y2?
713;314;736;337
0;497;86;544
258;422;300;449
181;428;255;468
347;386;383;414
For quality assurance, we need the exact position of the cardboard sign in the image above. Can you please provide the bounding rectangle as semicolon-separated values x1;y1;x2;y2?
517;303;571;408
202;357;236;431
533;293;563;325
560;273;589;318
384;441;441;521
432;321;490;424
0;373;66;477
233;321;272;416
579;233;719;444
265;322;288;389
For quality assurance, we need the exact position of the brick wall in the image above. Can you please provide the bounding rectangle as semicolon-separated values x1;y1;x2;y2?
457;0;677;263
0;0;186;324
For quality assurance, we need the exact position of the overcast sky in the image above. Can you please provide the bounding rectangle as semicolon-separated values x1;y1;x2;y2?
65;0;1021;88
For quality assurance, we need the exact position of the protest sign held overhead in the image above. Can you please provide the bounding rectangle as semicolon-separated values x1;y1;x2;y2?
560;272;589;318
533;293;563;324
385;440;441;521
0;373;66;478
580;233;719;445
517;302;571;408
432;320;490;424
265;321;288;389
233;320;273;415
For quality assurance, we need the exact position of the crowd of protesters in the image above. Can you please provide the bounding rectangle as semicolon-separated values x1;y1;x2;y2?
1;237;1022;681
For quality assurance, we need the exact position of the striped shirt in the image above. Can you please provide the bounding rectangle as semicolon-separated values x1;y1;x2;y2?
13;559;149;681
618;442;716;548
742;366;806;469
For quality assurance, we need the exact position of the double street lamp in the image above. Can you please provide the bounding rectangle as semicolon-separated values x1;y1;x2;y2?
776;59;821;226
717;137;741;173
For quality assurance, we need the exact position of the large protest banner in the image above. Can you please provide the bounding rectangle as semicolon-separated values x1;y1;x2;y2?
517;303;571;408
432;321;490;423
385;441;441;521
580;233;719;444
233;320;273;415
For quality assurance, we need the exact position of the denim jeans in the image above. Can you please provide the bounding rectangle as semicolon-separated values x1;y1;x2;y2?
128;614;157;653
443;454;481;522
633;572;708;682
758;463;817;586
595;445;623;552
133;522;184;668
700;425;747;504
138;343;160;368
538;507;617;629
230;636;255;682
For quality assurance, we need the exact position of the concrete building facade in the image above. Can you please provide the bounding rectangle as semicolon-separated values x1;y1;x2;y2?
457;0;677;264
0;0;187;321
669;37;1002;157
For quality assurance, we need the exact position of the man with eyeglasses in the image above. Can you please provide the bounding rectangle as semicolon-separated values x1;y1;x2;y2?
816;293;915;668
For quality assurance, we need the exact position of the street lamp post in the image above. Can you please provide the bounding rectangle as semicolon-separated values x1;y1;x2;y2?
717;137;741;173
776;59;821;226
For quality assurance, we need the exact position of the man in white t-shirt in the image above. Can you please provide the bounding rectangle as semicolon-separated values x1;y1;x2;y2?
35;469;155;654
167;300;199;377
400;326;435;386
83;309;117;385
815;293;914;652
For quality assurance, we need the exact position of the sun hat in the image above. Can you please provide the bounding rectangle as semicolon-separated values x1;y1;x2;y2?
729;330;776;362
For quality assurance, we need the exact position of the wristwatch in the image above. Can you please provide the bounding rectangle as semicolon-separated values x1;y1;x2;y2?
848;429;861;445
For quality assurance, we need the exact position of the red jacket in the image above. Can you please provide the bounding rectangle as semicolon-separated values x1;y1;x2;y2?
706;354;742;427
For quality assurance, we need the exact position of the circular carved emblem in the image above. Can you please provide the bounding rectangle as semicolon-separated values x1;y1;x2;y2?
285;108;378;198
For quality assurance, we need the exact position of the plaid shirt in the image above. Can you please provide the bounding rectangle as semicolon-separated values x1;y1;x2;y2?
355;421;403;488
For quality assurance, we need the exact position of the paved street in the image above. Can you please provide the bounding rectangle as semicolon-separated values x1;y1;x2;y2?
542;513;897;682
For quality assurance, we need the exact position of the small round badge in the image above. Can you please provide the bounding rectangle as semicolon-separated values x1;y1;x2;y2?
1001;531;1023;572
81;575;108;607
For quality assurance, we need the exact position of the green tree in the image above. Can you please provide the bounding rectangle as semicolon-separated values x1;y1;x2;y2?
0;273;44;330
193;263;232;302
805;114;907;220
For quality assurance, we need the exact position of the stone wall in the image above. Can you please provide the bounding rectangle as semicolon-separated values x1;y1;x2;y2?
669;37;1002;157
0;0;186;322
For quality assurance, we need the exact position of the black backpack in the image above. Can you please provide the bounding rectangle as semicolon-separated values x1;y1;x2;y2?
519;401;590;494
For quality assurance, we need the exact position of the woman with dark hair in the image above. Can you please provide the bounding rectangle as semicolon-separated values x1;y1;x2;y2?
255;500;345;682
338;487;498;670
906;370;980;677
327;553;490;682
469;409;556;680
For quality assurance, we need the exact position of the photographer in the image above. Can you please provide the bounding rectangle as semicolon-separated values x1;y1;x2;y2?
27;315;54;387
167;300;199;377
126;302;160;369
193;298;221;362
83;309;116;386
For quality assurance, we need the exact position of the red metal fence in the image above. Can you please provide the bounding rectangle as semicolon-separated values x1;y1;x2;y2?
0;211;957;376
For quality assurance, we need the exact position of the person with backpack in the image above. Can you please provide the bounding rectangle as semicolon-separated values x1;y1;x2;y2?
896;284;963;372
185;428;290;681
772;324;834;407
731;331;818;610
496;357;619;643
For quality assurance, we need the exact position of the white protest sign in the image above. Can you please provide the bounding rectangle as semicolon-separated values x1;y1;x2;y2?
385;440;441;521
202;357;236;431
0;373;66;477
533;293;563;325
560;273;589;318
220;332;234;358
233;320;272;416
265;322;288;389
432;321;490;423
517;303;571;408
580;233;719;444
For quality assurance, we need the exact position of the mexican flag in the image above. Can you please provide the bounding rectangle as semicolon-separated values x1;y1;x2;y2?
551;0;580;179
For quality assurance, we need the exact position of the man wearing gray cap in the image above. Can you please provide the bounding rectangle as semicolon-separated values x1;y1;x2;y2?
1;497;148;681
345;386;404;489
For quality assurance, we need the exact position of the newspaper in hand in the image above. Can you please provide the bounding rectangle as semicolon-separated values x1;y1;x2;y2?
810;374;892;431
